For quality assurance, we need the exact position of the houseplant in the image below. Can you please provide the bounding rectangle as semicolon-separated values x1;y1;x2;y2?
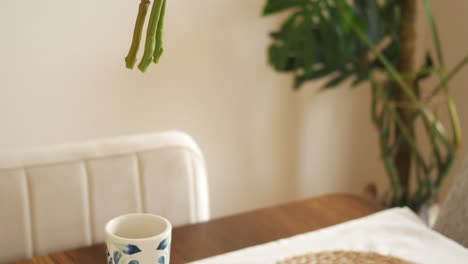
263;0;468;211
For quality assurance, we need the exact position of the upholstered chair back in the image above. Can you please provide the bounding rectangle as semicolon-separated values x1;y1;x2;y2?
0;131;210;262
434;158;468;247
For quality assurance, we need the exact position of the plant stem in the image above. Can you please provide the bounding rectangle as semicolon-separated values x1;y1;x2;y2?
370;78;404;204
422;0;443;66
427;54;468;100
426;54;468;148
394;0;419;202
423;0;463;149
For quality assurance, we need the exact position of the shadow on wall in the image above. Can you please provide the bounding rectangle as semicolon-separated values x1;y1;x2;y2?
296;81;387;199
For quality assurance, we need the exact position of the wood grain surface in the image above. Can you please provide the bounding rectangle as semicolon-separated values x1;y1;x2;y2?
9;194;379;264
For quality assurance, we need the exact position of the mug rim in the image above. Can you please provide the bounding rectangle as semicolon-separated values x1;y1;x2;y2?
105;213;172;242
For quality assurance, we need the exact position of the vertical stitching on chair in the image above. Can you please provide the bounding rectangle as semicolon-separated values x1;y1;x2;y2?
82;160;94;245
186;150;198;223
23;168;35;257
135;153;147;213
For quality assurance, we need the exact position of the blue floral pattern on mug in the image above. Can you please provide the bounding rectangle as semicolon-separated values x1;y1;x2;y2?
113;251;122;264
117;244;142;255
106;239;169;264
156;239;168;250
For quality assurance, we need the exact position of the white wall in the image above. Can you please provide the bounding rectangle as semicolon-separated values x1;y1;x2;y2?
1;0;465;218
297;81;387;199
0;0;299;217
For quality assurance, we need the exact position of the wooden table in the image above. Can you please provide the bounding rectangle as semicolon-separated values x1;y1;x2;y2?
10;194;379;264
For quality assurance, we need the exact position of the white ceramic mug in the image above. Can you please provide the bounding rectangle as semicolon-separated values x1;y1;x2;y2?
105;214;172;264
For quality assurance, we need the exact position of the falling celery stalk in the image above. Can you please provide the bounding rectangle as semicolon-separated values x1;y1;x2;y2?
125;0;151;69
153;0;166;63
125;0;166;72
138;0;165;72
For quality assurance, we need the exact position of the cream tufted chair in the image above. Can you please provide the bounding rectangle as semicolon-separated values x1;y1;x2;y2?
434;157;468;247
0;131;210;263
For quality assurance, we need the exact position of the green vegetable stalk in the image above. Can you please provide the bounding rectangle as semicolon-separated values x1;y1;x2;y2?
153;0;166;64
125;0;166;72
125;0;151;69
138;0;165;72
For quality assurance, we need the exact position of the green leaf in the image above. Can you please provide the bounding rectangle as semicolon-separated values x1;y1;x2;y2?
335;0;355;32
264;0;401;90
268;44;291;71
351;72;369;87
294;67;335;89
296;15;316;71
322;70;353;89
317;15;340;68
262;0;304;16
352;24;417;102
381;0;400;34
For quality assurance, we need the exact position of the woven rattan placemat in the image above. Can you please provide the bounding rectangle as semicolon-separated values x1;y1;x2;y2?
277;250;417;264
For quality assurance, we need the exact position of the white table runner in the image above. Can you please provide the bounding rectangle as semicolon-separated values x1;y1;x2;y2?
190;208;468;264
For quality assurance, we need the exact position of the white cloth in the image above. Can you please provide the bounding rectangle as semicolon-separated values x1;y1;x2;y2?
191;208;468;264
